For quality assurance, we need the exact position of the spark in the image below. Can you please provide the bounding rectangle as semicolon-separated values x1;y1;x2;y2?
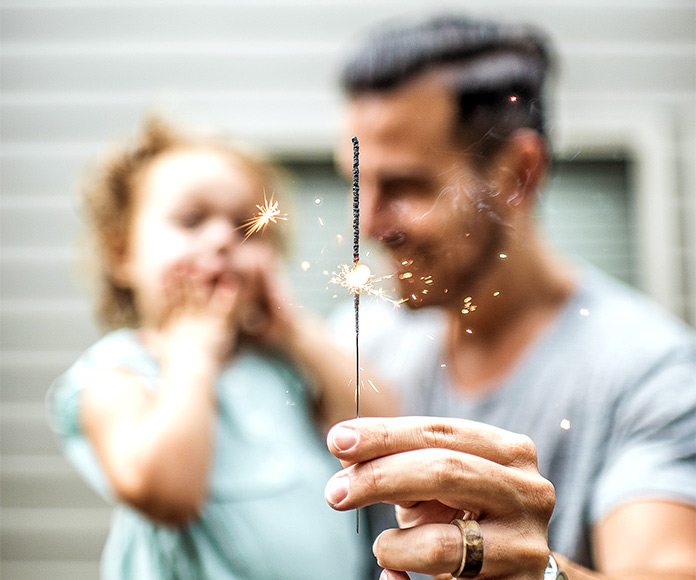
579;308;590;317
560;418;571;430
330;263;406;308
301;261;311;271
461;296;477;315
242;192;287;240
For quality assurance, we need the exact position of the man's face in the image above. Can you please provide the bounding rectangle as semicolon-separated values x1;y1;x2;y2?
339;79;509;308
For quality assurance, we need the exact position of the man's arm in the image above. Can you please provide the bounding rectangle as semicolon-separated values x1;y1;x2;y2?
560;500;696;580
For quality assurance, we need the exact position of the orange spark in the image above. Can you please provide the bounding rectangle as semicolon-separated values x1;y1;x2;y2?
242;193;287;240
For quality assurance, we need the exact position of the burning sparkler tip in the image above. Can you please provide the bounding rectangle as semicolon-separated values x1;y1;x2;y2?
241;192;287;240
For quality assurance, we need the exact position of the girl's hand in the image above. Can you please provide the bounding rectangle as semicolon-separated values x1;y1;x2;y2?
153;261;241;366
232;242;299;352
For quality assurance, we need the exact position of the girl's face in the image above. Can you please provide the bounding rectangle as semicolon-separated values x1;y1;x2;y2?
116;147;264;328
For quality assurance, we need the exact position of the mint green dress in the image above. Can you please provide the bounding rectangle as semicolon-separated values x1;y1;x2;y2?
47;329;367;580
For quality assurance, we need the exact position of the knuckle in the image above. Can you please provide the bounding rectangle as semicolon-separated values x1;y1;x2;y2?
495;519;551;577
432;452;464;487
515;473;556;522
508;433;538;466
372;531;388;565
520;533;554;576
535;478;557;518
363;459;387;494
518;541;551;577
423;526;460;570
376;421;391;447
420;420;456;449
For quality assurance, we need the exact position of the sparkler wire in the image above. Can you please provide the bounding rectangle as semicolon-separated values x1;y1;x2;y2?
351;135;360;533
352;136;360;421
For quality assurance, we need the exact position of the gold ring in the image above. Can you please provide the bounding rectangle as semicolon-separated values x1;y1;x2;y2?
450;518;484;578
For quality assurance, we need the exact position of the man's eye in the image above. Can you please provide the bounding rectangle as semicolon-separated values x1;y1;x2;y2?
383;178;429;199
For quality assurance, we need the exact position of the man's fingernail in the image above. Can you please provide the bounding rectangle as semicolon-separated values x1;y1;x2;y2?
325;475;349;507
331;426;359;452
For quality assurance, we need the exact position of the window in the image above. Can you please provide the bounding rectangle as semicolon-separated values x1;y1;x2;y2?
281;159;635;316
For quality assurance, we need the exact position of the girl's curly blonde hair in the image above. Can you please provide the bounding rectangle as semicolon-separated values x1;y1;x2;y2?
80;115;284;330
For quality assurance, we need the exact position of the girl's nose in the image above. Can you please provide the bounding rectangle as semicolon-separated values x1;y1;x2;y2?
205;218;240;252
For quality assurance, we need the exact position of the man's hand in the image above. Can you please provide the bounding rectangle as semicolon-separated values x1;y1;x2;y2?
325;416;555;579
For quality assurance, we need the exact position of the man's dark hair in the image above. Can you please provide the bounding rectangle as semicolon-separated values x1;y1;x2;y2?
340;15;554;161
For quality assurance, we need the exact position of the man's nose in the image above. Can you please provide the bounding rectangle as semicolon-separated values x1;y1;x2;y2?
359;186;383;240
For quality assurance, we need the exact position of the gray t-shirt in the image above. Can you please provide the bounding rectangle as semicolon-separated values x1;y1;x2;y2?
331;266;696;571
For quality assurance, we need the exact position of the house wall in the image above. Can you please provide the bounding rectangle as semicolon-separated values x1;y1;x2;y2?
1;2;694;578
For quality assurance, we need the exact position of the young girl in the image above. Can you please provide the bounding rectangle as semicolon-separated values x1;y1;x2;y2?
47;117;393;579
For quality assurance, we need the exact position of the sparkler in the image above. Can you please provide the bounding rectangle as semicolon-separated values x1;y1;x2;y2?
331;138;409;531
241;192;287;240
351;136;360;423
351;136;361;533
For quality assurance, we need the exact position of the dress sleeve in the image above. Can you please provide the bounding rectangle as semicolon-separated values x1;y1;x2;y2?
46;330;151;500
590;347;696;523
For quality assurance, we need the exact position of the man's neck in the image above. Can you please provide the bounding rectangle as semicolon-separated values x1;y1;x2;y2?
443;238;577;395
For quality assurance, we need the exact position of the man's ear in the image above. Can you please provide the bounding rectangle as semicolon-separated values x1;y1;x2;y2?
488;129;549;210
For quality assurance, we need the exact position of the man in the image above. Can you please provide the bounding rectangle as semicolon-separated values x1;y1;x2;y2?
324;15;696;580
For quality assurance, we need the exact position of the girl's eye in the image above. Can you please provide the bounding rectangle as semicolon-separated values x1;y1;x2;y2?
231;214;248;230
176;210;205;229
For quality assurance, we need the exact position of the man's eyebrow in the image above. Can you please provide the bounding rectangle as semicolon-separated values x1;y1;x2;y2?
380;170;432;185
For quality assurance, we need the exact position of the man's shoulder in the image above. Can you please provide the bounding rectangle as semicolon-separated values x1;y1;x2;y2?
545;268;696;391
576;268;695;349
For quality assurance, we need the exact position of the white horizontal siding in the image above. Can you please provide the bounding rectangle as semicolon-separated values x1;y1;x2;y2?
1;1;694;577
